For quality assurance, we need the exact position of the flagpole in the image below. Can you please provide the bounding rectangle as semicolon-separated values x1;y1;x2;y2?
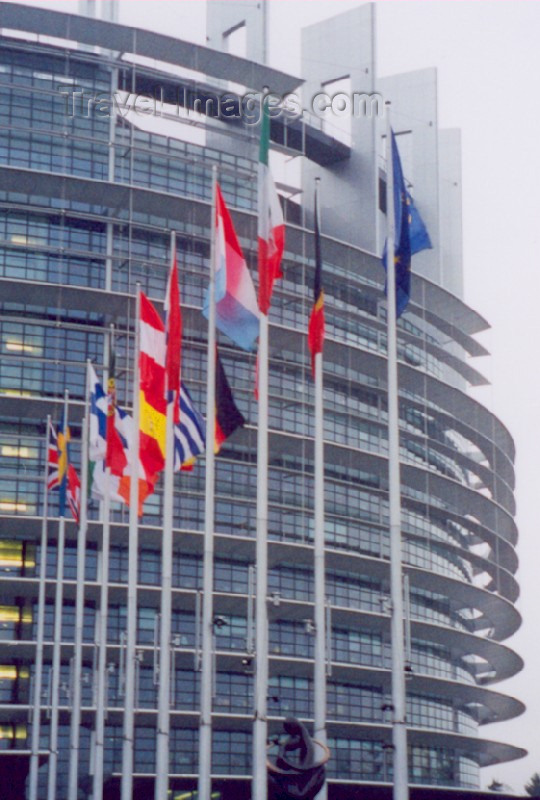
155;231;177;800
121;286;141;800
261;0;268;66
93;452;112;800
47;388;70;800
94;330;114;800
198;167;218;800
312;179;327;800
253;249;269;800
385;103;409;800
68;367;91;800
29;414;52;800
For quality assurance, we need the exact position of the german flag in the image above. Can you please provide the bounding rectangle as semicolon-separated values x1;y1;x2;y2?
215;350;245;454
308;183;324;375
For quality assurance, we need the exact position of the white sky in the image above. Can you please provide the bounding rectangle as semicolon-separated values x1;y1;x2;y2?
5;0;540;792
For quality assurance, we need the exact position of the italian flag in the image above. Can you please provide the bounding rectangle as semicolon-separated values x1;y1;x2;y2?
257;100;285;315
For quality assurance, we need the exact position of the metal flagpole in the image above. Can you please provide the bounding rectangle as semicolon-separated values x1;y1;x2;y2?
121;287;142;800
385;103;409;800
253;248;269;799
29;414;52;800
312;179;327;800
47;388;70;800
198;167;218;800
261;0;268;66
68;365;91;800
155;231;177;800
94;332;115;800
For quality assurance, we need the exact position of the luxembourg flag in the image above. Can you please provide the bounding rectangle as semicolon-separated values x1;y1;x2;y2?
258;99;284;315
203;183;260;351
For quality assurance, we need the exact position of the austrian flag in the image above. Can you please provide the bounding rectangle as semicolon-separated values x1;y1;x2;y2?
164;253;182;401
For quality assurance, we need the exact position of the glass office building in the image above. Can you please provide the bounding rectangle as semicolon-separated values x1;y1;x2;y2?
0;2;525;798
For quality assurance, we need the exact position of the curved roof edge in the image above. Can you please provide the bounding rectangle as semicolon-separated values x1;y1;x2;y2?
0;166;516;455
290;224;491;338
0;165;486;342
0;2;302;96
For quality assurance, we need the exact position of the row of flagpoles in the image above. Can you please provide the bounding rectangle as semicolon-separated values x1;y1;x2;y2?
26;100;430;800
28;269;241;800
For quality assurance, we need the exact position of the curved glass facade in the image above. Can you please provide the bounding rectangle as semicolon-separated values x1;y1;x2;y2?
0;5;524;798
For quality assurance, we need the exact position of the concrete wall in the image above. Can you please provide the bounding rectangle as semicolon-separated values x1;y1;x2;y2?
301;3;379;252
439;128;464;299
206;0;266;64
378;68;442;289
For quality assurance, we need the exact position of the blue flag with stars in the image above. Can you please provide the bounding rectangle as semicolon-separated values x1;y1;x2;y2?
408;189;432;255
383;130;431;317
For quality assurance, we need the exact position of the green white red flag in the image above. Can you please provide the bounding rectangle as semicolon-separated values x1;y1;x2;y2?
257;99;284;315
308;183;324;376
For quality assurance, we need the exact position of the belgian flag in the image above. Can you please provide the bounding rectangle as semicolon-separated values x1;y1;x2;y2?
215;350;245;453
308;182;324;375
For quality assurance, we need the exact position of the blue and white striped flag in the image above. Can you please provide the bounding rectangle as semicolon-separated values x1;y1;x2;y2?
88;364;107;462
174;382;205;471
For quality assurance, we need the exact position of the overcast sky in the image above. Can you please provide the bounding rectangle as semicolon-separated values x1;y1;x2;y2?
6;0;540;791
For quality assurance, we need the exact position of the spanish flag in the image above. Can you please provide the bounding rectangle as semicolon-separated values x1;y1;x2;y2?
308;184;324;376
139;292;166;487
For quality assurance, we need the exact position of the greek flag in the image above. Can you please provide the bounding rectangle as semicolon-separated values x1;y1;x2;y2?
174;382;205;471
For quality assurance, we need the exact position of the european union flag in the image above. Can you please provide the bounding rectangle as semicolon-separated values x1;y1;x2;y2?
408;189;432;255
383;130;431;317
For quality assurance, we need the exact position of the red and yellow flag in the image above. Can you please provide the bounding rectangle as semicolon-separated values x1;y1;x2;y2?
139;292;166;488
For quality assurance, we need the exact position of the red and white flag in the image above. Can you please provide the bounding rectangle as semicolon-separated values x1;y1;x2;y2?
164;252;182;405
67;463;81;522
139;292;167;486
258;100;284;315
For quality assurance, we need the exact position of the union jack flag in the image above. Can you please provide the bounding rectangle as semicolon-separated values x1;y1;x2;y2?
47;419;60;491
